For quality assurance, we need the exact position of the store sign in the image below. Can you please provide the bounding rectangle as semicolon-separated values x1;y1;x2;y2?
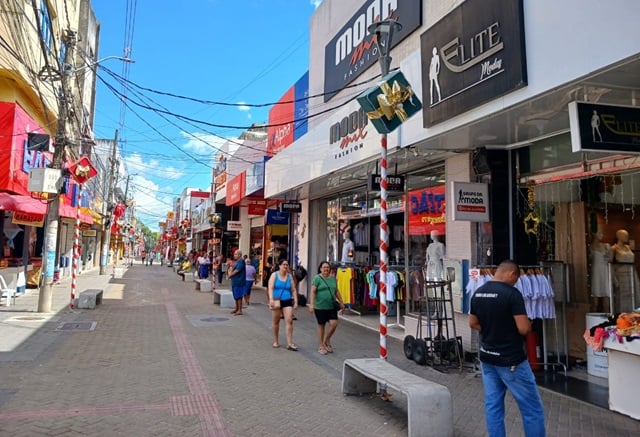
569;101;640;153
420;0;527;127
12;211;44;227
248;201;267;216
407;185;446;236
451;181;489;222
227;221;242;231
82;229;97;237
226;171;245;206
368;174;404;192
280;202;302;213
329;107;370;159
323;0;422;102
265;209;289;225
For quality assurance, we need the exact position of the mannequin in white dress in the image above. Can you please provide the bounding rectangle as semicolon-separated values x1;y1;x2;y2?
425;230;445;280
341;232;354;263
590;230;611;312
611;229;639;312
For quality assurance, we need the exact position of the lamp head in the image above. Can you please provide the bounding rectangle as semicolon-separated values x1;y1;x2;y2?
368;19;402;58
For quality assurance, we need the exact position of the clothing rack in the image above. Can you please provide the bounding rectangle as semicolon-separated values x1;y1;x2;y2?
387;264;415;329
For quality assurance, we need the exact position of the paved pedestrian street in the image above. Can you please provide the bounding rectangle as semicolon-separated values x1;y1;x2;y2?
1;263;640;436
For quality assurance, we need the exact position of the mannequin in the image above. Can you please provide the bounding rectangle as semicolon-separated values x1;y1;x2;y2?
611;229;639;312
425;230;445;280
590;230;611;312
611;229;634;263
341;232;354;263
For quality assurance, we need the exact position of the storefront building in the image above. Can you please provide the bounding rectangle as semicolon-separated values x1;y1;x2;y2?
265;0;640;401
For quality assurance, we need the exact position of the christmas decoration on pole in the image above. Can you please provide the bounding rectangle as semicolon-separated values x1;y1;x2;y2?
68;157;98;309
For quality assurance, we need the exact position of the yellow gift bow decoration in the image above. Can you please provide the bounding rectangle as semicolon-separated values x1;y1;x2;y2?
75;164;91;179
366;80;414;122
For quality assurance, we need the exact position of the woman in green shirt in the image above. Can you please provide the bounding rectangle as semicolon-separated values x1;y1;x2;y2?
309;261;345;355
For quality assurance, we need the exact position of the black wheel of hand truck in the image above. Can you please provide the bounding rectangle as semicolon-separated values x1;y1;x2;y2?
403;335;415;360
412;339;428;365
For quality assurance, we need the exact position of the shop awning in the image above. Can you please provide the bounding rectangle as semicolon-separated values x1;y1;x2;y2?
0;192;47;214
59;203;94;224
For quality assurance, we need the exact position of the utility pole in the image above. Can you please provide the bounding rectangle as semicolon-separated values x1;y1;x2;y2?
99;130;118;274
37;30;76;313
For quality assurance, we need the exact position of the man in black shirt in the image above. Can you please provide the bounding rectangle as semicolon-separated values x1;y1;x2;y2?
469;260;545;437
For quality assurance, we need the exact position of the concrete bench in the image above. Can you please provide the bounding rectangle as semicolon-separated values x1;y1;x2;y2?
342;358;453;437
213;289;234;308
195;279;213;292
77;289;104;309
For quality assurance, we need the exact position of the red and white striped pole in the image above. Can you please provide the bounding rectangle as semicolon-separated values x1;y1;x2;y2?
379;134;389;359
368;19;401;360
70;183;82;309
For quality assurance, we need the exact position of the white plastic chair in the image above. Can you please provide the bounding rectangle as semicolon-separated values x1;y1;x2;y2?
0;275;16;307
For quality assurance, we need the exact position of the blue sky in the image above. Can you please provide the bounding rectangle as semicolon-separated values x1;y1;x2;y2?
91;0;323;231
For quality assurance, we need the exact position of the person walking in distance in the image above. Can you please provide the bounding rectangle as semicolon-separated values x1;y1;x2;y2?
243;257;257;306
268;259;298;350
227;250;246;315
469;260;545;437
309;261;345;355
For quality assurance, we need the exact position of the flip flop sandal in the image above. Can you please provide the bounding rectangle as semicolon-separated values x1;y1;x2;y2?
324;343;334;353
318;348;328;355
287;344;298;351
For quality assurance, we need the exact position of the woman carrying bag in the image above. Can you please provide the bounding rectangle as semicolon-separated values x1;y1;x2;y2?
268;259;298;350
309;261;345;355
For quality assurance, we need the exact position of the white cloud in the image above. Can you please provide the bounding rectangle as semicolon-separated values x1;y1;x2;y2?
311;0;323;9
237;102;250;112
181;132;227;156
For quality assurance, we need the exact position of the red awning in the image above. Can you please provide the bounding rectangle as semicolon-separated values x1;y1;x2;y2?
0;192;47;214
59;203;94;224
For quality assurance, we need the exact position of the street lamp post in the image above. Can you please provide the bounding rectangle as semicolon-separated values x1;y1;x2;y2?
368;19;402;360
36;39;134;311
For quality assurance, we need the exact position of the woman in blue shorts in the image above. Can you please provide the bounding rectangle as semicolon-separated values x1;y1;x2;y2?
268;259;298;350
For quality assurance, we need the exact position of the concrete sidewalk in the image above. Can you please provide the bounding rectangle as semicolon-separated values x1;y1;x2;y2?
0;262;639;436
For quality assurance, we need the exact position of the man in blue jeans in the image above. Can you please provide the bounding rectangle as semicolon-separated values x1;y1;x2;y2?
469;260;545;437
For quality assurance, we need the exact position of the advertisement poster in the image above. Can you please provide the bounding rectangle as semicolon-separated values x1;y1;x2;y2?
408;185;446;236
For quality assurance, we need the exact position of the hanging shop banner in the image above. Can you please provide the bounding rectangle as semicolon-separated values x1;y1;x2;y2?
450;181;489;222
569;101;640;154
420;0;527;127
324;0;422;102
227;221;243;232
368;174;405;192
407;185;446;236
265;209;290;225
280;202;302;213
12;211;45;227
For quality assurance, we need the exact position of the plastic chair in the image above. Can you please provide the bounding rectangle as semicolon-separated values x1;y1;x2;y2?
0;275;16;306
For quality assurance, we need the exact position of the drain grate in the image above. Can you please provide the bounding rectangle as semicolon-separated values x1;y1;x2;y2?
186;314;232;327
56;321;97;331
200;316;229;323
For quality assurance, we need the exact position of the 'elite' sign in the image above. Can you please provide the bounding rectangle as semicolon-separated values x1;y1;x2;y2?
569;101;640;154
